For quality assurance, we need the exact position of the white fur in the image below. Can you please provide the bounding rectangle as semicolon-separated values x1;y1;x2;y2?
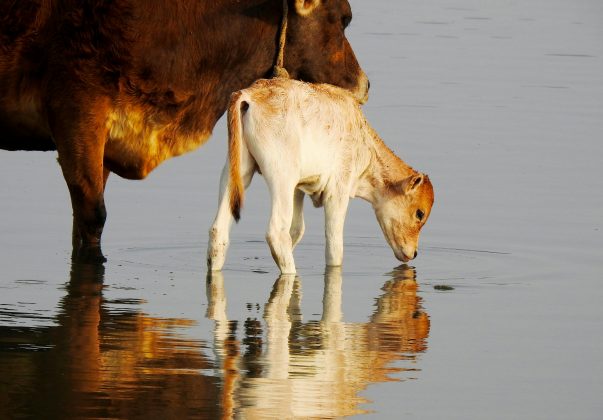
207;78;432;274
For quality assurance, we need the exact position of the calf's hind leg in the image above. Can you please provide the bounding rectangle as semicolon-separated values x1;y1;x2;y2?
207;154;255;271
266;179;297;274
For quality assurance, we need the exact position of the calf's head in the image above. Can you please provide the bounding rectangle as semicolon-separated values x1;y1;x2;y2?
285;0;369;103
374;173;435;262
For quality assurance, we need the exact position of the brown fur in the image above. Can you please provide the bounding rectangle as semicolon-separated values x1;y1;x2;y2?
0;0;368;256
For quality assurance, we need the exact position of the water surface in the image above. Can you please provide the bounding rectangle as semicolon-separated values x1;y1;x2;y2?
1;0;602;418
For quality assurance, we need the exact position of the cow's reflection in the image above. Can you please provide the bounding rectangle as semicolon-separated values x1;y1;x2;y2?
206;265;430;418
0;260;220;419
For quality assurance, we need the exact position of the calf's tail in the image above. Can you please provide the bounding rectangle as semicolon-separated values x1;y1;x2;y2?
227;91;248;222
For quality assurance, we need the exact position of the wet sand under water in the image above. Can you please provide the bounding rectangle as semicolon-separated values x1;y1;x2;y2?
1;0;602;418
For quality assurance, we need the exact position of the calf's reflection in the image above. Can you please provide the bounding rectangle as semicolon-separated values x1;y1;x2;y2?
206;265;430;418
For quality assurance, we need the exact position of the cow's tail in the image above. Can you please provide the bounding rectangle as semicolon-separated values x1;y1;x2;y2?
227;91;248;222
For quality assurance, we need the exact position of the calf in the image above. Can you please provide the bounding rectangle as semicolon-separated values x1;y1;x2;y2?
208;78;434;274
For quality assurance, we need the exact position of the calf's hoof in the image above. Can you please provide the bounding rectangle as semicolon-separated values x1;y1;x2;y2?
278;265;297;275
207;254;225;271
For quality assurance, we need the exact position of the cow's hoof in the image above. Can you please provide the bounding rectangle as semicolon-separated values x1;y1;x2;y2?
72;245;107;264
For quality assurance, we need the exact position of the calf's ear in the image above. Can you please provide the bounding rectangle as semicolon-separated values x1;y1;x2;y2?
399;173;424;195
294;0;321;16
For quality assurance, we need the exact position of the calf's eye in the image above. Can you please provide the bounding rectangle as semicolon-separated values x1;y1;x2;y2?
416;209;425;221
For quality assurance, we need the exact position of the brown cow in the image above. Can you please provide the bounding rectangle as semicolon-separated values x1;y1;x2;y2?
0;0;369;260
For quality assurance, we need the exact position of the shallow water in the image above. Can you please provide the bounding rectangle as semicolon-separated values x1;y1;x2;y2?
1;0;602;418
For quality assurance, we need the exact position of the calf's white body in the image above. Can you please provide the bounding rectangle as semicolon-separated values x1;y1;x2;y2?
208;78;434;274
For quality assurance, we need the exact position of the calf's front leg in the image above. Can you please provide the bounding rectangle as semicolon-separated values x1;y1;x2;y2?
324;195;350;267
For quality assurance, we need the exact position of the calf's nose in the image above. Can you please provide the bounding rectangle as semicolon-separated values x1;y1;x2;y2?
413;250;418;259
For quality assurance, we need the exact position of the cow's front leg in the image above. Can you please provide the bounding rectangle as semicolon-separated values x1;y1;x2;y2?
324;195;350;267
290;189;305;248
51;96;110;262
266;183;297;274
70;167;110;251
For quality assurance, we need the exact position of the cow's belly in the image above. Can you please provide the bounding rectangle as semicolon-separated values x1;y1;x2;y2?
104;108;210;179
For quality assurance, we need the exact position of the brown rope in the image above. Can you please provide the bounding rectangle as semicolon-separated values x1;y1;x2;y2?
272;0;290;78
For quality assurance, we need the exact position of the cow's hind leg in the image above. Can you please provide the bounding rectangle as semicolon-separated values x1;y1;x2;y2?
290;189;305;249
50;95;111;262
207;152;255;271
